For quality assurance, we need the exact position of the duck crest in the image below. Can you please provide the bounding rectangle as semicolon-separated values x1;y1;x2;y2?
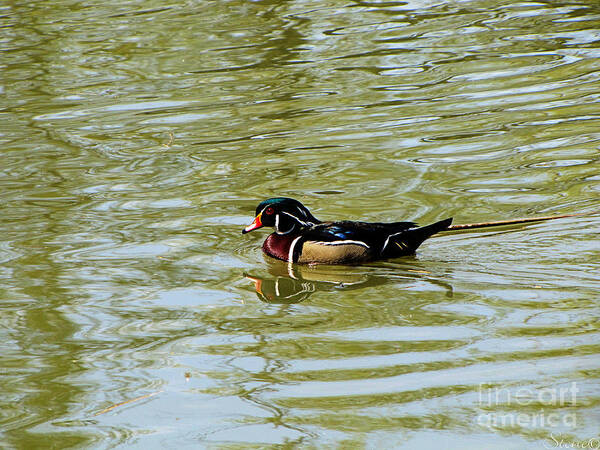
263;232;300;262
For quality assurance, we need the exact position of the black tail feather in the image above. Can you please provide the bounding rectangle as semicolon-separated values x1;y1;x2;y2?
384;218;453;258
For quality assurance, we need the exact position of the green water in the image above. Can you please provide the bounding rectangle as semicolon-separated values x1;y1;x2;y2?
1;0;599;448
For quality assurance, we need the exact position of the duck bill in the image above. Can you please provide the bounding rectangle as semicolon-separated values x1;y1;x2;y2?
242;213;263;234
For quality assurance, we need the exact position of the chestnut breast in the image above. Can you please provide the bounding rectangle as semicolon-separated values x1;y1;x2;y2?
262;233;299;262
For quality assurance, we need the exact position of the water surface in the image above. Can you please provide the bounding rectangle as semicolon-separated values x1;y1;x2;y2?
1;0;599;448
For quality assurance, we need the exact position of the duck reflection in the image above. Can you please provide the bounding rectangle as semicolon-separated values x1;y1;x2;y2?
244;260;390;303
245;274;315;303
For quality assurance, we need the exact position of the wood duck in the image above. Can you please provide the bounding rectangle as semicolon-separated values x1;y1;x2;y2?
242;197;452;265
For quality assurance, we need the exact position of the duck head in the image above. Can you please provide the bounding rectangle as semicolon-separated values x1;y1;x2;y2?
242;197;320;235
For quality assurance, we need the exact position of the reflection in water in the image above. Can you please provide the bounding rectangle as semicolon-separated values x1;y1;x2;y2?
244;258;456;303
244;260;384;303
245;273;315;303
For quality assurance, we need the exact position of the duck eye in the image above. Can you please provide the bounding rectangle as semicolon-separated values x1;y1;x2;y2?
265;207;275;215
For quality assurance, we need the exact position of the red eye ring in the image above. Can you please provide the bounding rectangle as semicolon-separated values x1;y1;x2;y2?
265;207;275;215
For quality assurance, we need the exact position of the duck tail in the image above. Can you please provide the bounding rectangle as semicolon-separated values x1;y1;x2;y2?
385;217;453;257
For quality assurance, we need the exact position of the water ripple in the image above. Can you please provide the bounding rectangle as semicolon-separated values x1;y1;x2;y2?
1;0;599;447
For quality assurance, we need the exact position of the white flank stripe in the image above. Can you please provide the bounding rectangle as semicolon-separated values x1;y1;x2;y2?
382;235;392;252
288;236;303;263
316;240;370;248
382;229;412;252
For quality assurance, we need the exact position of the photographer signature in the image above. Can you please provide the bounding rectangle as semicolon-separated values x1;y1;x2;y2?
544;434;599;449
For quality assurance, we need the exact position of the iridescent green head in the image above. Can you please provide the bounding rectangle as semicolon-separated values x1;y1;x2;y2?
242;198;320;235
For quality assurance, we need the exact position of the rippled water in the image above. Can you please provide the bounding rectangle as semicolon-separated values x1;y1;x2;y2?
1;0;599;448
